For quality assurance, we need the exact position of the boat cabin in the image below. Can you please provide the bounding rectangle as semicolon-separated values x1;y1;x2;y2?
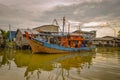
34;33;91;48
72;30;96;40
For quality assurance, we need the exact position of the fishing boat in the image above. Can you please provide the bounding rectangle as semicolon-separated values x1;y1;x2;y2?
25;17;96;53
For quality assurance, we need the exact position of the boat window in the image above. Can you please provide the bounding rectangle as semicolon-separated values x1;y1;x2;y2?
50;38;54;44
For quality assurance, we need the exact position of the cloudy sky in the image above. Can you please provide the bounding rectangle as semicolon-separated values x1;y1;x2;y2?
0;0;120;37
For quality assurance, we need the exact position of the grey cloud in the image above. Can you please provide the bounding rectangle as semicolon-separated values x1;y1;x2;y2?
36;0;120;23
0;3;38;24
0;0;120;30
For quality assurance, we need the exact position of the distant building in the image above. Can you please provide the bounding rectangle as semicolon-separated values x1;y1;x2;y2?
72;30;96;39
33;25;59;33
0;30;3;47
92;36;120;47
15;29;39;48
8;31;16;41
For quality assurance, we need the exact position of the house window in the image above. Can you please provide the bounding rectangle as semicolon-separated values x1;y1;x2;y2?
20;37;22;41
111;41;113;43
107;41;109;44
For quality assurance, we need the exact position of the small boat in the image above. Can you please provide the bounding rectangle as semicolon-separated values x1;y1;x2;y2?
25;17;96;53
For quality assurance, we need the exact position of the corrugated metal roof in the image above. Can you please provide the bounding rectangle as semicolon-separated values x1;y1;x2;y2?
33;25;59;30
18;29;39;34
92;37;114;41
102;36;120;39
40;30;58;32
73;30;96;34
116;40;120;43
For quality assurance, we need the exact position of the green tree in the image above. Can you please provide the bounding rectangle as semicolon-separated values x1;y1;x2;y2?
118;31;120;37
0;29;9;48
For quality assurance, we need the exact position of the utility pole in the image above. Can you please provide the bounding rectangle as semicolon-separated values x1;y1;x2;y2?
9;24;12;42
62;16;65;36
110;27;116;37
107;22;116;37
79;24;81;35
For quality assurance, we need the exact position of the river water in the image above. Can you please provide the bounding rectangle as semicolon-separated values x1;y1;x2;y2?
0;47;120;80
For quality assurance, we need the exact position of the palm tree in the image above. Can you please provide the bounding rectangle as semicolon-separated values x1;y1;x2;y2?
118;31;120;37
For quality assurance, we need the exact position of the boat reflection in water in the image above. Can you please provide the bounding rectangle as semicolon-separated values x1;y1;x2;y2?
0;48;120;80
14;51;95;80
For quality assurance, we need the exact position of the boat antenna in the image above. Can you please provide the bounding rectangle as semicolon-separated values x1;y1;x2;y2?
52;19;59;26
68;22;70;34
52;18;62;32
79;23;81;35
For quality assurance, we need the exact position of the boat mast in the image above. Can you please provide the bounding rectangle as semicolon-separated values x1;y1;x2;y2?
62;16;65;36
79;24;81;35
68;22;70;34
